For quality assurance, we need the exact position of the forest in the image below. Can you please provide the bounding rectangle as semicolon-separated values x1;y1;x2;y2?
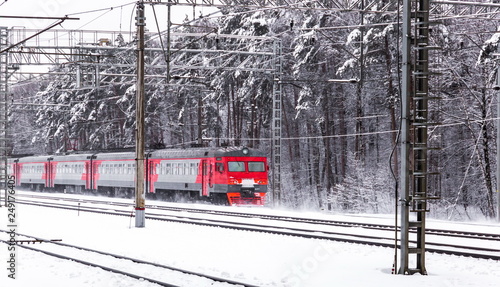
8;1;500;220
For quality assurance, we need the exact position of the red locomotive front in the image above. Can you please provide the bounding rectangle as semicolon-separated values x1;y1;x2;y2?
212;147;268;205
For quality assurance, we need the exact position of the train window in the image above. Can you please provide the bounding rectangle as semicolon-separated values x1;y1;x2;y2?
248;162;265;172
190;163;196;175
166;163;171;175
184;163;189;175
228;161;245;172
173;163;178;175
216;162;224;173
178;163;183;175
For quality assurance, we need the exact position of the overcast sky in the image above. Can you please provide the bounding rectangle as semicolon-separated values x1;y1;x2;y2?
0;0;215;31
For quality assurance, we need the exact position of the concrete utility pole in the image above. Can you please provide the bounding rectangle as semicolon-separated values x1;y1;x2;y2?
135;0;146;228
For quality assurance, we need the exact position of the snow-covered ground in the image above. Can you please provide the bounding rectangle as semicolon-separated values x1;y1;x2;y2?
0;195;499;287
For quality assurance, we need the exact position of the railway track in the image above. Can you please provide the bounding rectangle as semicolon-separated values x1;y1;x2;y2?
5;192;500;261
0;229;258;287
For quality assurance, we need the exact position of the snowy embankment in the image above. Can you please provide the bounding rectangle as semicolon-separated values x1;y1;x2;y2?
0;196;499;287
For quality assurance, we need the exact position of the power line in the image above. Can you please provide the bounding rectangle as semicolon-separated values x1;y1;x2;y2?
65;2;136;17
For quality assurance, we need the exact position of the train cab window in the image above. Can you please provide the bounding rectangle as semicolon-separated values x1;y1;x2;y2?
248;162;265;172
228;161;245;172
216;162;224;173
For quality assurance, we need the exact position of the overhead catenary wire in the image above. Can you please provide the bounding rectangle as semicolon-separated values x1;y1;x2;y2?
65;2;136;17
151;5;169;66
9;4;500;134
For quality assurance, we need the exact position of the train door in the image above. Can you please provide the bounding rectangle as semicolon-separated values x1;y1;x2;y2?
85;162;92;189
92;161;99;190
201;160;209;196
148;161;158;194
44;161;55;188
14;161;21;186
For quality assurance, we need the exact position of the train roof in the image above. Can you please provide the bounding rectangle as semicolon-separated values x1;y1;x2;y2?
150;146;266;159
8;147;266;163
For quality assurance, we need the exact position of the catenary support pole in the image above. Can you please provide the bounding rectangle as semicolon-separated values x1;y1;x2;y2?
398;0;411;274
135;1;146;228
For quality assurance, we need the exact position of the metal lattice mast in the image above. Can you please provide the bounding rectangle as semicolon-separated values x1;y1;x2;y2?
272;39;282;206
400;0;441;275
0;27;8;207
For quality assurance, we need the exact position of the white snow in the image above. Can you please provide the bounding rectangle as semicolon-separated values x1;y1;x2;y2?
0;194;499;287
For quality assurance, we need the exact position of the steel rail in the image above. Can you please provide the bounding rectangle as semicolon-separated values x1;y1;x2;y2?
9;197;500;261
0;230;259;287
10;193;500;240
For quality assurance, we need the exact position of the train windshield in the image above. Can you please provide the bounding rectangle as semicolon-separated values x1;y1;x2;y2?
248;162;265;172
228;161;266;172
228;161;245;172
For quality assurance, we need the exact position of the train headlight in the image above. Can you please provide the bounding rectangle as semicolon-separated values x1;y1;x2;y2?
242;147;249;155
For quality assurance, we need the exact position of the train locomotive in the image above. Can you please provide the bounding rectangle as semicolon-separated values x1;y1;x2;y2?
8;147;269;206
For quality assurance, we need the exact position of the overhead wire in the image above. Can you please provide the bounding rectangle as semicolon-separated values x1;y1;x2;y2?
151;5;169;65
65;2;136;17
62;8;113;31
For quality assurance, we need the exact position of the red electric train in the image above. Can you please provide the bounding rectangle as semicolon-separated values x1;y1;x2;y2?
8;147;268;206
